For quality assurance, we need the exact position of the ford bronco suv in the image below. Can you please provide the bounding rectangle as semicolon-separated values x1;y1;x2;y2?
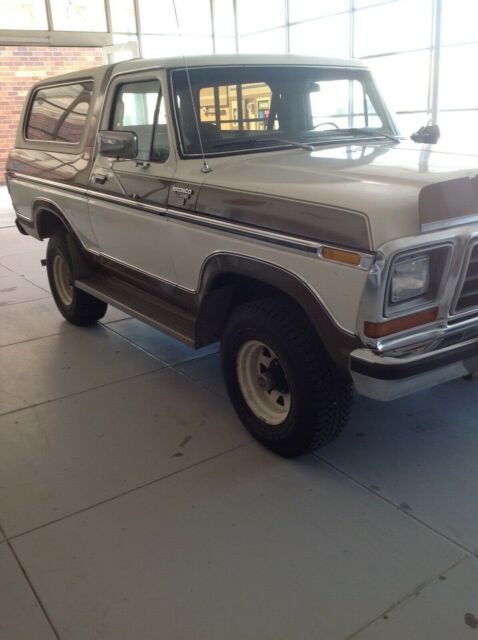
7;54;478;457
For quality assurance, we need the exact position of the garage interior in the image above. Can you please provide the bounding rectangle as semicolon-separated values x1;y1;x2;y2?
1;1;478;639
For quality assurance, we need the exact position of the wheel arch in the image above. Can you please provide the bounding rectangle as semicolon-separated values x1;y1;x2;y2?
32;199;96;280
194;253;359;371
32;198;73;239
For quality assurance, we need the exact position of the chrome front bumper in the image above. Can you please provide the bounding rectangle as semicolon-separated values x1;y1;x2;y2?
350;335;478;401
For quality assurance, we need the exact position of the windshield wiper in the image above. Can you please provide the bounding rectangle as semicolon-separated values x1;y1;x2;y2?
275;138;315;150
211;137;314;151
338;128;400;143
211;129;399;152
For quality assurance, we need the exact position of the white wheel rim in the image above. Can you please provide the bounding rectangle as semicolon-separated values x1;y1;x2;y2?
52;254;73;306
236;340;291;426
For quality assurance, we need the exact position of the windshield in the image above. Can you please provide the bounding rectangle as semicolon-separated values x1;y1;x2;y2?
171;65;398;156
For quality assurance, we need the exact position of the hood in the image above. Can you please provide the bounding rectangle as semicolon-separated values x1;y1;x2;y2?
204;141;478;249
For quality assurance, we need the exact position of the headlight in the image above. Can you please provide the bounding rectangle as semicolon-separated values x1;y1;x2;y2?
385;245;451;317
391;255;430;302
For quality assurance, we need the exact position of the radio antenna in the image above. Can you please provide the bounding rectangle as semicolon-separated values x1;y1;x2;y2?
171;0;212;173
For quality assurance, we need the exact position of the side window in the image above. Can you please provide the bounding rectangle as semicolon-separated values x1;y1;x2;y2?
308;79;382;129
352;83;382;128
199;82;278;132
26;81;93;143
111;80;169;162
309;79;349;128
151;95;170;162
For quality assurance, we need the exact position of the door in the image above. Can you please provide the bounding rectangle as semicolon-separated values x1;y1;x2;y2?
88;71;177;283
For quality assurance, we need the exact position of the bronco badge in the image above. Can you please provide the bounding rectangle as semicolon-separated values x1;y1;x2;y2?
172;185;193;206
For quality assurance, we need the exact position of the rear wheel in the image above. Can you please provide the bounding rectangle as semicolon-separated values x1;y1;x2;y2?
221;296;352;457
46;233;107;325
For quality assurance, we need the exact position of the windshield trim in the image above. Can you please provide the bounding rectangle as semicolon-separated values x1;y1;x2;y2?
168;64;399;159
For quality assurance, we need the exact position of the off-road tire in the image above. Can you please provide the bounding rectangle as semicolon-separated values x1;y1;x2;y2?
46;233;107;325
221;296;352;457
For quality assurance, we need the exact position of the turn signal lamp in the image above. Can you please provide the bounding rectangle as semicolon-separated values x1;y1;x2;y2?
364;307;439;339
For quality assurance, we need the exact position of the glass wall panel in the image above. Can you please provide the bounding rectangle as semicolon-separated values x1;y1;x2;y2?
138;0;177;34
215;37;237;54
436;110;478;153
139;0;211;35
367;50;430;114
239;28;286;54
289;0;349;23
354;0;395;7
109;34;139;61
141;34;213;58
175;0;212;36
289;14;349;57
439;43;478;110
50;0;107;32
237;0;285;35
442;0;478;46
213;0;235;37
110;0;136;34
3;0;48;29
113;33;138;44
354;0;432;57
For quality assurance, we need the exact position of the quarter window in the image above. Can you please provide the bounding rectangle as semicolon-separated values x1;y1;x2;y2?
26;81;93;143
111;80;169;162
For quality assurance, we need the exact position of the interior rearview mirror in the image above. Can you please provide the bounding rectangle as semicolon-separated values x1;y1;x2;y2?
307;82;321;93
411;124;440;145
98;130;138;159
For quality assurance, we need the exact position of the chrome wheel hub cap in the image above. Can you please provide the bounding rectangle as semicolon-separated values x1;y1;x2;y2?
236;340;291;425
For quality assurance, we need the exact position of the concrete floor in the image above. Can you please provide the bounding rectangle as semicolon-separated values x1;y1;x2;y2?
0;185;478;639
0;186;16;229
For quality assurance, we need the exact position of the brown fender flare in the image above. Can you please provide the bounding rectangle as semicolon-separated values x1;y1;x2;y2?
195;253;360;371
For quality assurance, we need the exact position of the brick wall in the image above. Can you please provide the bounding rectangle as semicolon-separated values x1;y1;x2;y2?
0;46;103;184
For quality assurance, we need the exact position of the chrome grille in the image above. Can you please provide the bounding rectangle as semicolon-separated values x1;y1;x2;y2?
456;244;478;313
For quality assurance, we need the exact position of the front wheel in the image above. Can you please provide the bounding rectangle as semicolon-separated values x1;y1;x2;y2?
221;297;352;457
46;233;107;325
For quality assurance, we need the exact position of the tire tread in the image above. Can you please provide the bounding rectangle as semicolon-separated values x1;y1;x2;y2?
222;295;352;456
47;233;107;326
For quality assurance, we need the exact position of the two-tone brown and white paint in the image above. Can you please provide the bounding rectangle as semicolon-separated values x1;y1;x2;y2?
7;54;478;398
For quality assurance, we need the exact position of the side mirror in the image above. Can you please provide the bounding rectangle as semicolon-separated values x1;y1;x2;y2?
98;130;138;159
411;124;440;144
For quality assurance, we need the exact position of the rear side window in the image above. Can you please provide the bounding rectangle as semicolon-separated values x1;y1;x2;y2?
26;81;94;143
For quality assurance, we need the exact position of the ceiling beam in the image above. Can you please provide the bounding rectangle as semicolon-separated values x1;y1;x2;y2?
0;30;113;47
